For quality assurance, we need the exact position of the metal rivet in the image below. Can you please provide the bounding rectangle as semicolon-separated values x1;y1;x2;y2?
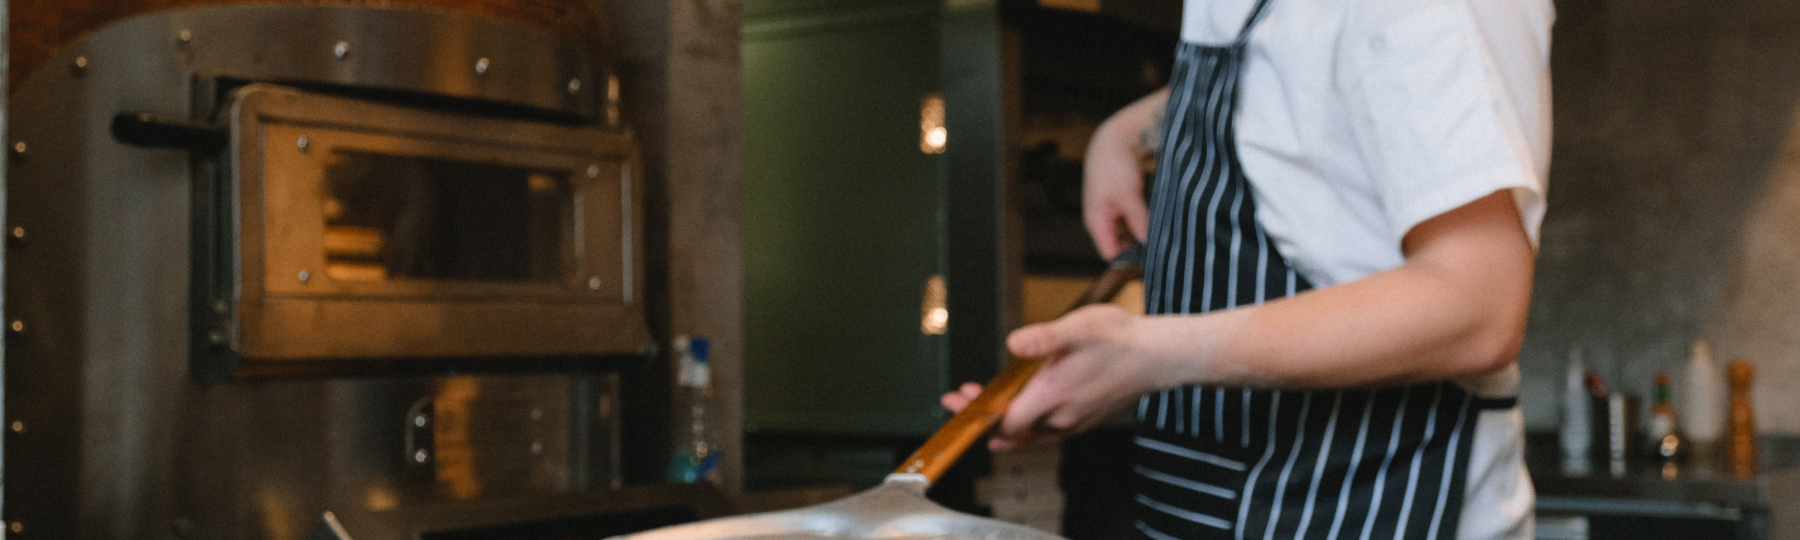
413;415;428;428
298;270;311;283
296;136;309;151
568;78;582;94
178;30;192;46
530;408;544;421
8;320;23;334
207;330;227;344
530;441;544;455
9;520;21;533
9;421;22;433
9;227;24;241
333;41;350;60
11;141;26;156
212;300;229;314
475;58;491;75
586;164;600;178
71;56;88;76
587;277;602;290
413;449;429;463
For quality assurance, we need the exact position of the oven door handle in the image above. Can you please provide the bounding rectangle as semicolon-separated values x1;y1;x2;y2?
111;112;227;152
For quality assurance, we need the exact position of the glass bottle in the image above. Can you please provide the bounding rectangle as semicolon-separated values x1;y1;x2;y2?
1646;371;1682;478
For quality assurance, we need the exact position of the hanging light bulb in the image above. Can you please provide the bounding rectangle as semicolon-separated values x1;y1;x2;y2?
921;274;948;335
920;93;947;154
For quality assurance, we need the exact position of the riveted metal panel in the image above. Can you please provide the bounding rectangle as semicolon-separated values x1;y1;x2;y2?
2;7;666;540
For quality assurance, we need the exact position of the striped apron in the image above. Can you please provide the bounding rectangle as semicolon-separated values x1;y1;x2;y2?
1132;1;1513;538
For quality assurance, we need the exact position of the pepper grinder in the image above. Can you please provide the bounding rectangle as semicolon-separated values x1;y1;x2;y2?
1728;360;1757;479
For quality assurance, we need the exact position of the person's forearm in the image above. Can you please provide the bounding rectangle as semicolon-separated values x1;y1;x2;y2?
1138;263;1525;389
1082;88;1171;257
1092;87;1170;159
1130;192;1534;390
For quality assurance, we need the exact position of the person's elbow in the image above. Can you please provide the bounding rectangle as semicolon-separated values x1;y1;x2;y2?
1401;190;1537;378
1458;294;1529;376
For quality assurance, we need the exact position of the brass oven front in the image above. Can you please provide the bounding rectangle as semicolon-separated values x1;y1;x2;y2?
200;85;648;377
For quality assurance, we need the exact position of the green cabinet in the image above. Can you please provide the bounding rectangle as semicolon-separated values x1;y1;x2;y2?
743;0;953;437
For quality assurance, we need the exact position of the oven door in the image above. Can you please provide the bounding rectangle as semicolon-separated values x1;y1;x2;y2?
200;83;648;378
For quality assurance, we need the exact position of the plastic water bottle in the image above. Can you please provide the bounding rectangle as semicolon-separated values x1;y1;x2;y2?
667;335;721;483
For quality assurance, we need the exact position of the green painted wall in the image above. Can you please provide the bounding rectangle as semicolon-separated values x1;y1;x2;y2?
742;0;950;436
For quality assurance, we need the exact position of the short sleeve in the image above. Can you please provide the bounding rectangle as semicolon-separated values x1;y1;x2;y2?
1345;0;1551;247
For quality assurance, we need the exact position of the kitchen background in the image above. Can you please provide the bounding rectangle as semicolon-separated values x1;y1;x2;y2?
736;0;1800;536
737;0;1800;476
1524;0;1800;434
3;0;1800;537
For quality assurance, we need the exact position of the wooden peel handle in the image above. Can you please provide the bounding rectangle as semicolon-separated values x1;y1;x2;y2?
1072;264;1139;311
894;246;1142;483
895;356;1045;482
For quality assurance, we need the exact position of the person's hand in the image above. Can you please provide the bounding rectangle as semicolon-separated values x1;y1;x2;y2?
1083;128;1149;259
940;382;1049;449
1082;88;1168;258
940;304;1166;451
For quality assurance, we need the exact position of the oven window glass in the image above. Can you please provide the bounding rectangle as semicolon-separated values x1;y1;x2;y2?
321;151;571;283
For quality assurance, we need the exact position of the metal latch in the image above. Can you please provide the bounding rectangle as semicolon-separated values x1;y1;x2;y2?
110;112;226;151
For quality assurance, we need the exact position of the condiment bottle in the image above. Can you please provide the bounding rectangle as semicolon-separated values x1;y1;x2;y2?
1727;360;1756;479
1559;347;1593;474
1646;371;1682;477
1584;371;1636;477
1680;340;1725;468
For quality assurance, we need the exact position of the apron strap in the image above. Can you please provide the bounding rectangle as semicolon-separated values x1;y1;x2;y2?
1472;396;1520;410
1235;0;1276;42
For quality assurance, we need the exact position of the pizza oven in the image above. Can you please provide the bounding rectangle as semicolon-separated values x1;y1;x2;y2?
3;2;724;539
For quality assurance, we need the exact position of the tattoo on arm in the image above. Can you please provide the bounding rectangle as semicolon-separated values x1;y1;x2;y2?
1137;107;1166;158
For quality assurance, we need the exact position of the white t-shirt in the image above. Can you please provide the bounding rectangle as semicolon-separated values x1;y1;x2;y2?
1179;2;1552;539
1181;0;1553;288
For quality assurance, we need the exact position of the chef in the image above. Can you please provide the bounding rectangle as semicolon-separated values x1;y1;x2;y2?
942;0;1551;538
